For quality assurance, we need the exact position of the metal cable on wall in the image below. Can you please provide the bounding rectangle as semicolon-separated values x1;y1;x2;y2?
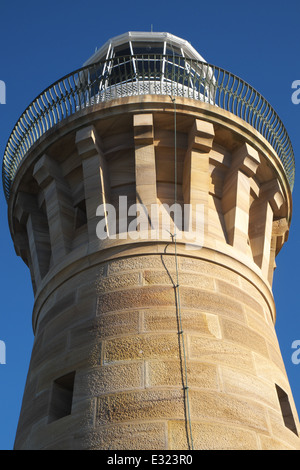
170;95;194;451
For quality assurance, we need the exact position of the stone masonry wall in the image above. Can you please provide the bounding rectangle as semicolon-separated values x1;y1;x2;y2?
14;252;300;450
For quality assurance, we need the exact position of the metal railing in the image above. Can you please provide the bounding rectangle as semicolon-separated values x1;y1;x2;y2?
2;55;295;200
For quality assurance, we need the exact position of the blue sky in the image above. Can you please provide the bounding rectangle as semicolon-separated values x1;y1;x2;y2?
0;0;300;450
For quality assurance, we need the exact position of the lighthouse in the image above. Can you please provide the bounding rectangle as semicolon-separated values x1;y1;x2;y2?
3;32;299;450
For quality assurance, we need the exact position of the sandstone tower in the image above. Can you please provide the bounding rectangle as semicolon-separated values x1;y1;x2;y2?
3;32;299;450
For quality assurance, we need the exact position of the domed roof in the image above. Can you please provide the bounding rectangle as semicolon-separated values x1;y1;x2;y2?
84;31;206;65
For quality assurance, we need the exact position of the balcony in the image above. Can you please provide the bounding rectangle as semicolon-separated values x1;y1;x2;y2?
2;54;295;201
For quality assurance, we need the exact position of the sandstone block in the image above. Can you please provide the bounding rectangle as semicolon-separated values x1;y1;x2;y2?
96;389;185;424
104;333;180;363
146;359;218;390
77;421;167;450
188;335;256;372
168;420;259;450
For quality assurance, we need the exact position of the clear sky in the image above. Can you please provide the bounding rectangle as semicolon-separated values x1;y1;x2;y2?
0;0;300;450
